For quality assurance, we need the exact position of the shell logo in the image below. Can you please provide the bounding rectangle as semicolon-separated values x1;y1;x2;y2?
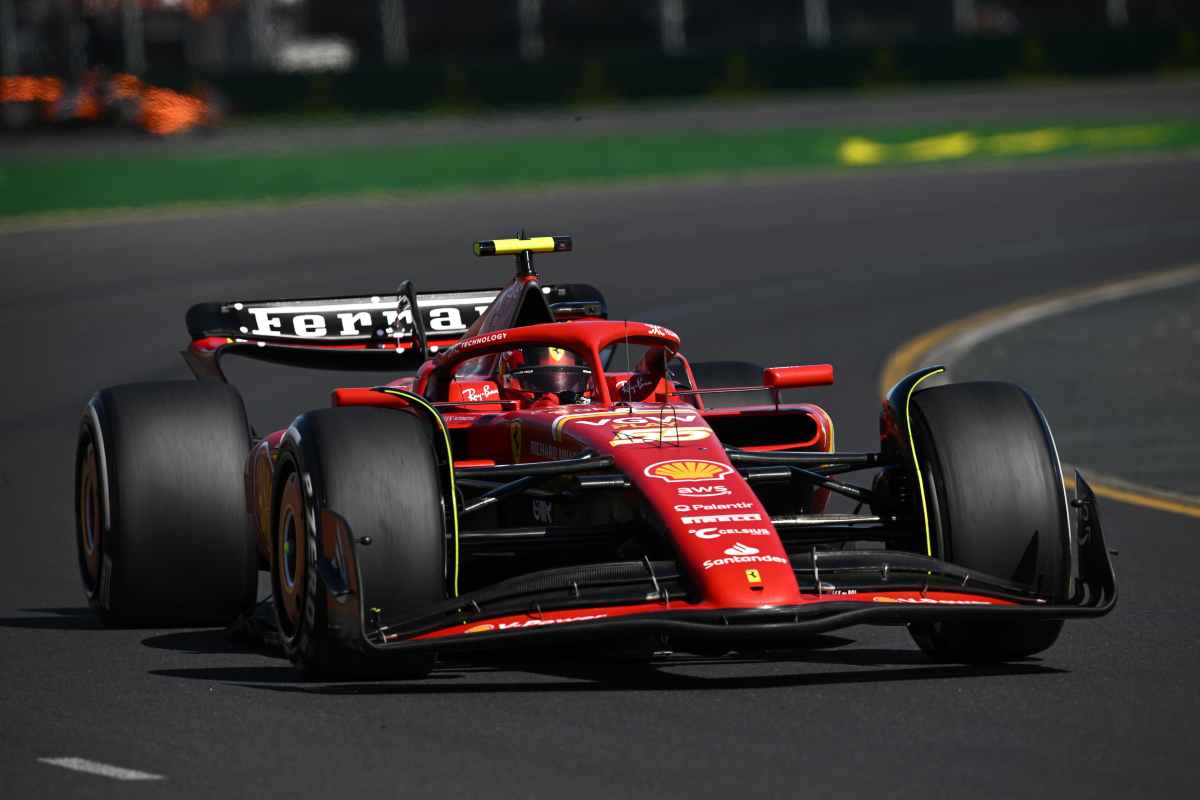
643;459;734;483
464;623;496;634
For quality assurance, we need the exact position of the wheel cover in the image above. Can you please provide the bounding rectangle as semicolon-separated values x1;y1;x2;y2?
276;473;307;631
78;442;102;593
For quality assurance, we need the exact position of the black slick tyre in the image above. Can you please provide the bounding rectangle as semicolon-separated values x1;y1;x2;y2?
75;381;257;626
907;381;1071;662
271;407;446;680
689;360;771;408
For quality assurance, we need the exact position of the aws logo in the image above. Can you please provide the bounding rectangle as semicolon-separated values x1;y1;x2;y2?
676;485;732;498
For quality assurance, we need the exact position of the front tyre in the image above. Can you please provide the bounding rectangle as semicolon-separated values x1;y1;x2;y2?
907;381;1071;662
75;381;257;626
271;407;447;680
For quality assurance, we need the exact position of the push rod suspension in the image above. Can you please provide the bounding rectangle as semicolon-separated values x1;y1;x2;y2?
456;454;614;480
725;449;887;470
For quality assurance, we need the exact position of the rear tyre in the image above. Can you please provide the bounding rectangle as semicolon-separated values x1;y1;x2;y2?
688;360;771;408
907;381;1071;662
272;407;446;680
74;381;257;626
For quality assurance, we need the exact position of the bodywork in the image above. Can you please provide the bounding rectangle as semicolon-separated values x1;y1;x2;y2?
186;242;1116;660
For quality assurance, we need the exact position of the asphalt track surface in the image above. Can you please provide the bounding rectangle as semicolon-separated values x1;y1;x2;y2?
957;278;1200;497
2;154;1199;797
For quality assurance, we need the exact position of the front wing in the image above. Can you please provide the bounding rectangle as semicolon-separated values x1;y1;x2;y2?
352;475;1116;658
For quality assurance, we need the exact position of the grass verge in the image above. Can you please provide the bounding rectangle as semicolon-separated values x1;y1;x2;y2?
3;120;1199;218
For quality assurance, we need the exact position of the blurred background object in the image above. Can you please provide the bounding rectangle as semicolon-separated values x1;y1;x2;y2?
1;1;1198;127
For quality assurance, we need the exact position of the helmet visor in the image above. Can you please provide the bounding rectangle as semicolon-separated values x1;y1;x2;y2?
508;365;592;400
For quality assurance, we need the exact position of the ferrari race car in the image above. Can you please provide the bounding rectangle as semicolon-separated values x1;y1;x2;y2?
74;235;1115;678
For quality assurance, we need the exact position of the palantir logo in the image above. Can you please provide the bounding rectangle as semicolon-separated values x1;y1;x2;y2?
723;542;759;557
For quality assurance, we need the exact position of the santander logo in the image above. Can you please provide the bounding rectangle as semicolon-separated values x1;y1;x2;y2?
723;542;759;557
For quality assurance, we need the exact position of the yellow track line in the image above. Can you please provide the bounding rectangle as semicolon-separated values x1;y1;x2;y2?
879;264;1200;520
1062;473;1200;520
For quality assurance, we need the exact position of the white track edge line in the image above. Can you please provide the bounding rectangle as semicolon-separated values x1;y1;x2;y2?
38;757;165;781
926;264;1200;369
925;263;1200;507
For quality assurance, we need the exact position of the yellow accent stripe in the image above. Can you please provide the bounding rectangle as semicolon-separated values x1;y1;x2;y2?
478;237;557;256
378;389;461;597
904;368;945;557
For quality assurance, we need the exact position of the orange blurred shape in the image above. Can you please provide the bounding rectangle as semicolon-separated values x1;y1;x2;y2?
109;73;143;101
0;75;63;103
75;92;102;120
139;87;209;136
70;79;104;120
188;0;212;20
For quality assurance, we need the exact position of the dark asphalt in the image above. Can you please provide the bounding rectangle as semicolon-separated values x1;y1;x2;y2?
958;279;1200;496
2;155;1199;797
4;76;1198;159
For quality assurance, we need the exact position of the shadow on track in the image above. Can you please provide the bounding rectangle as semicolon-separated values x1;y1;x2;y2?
147;646;1064;695
142;627;279;657
0;607;102;630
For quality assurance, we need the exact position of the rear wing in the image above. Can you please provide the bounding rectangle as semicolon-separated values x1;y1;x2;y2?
187;287;500;347
183;283;606;381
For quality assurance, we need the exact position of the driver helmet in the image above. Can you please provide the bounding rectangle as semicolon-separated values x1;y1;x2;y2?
498;346;593;406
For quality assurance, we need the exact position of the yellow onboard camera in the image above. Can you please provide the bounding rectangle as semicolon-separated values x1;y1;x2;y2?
474;234;572;277
473;236;572;257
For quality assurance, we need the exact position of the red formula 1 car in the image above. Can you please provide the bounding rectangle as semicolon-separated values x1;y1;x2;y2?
74;235;1115;677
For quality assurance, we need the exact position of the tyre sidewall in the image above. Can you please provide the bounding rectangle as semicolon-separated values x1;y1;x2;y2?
908;381;1072;660
912;382;1071;600
271;408;445;679
77;382;256;626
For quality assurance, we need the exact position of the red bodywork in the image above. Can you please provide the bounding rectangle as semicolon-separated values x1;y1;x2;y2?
187;256;1112;657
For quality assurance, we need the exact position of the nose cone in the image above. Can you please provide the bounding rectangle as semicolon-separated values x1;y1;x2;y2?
631;455;801;607
553;405;802;607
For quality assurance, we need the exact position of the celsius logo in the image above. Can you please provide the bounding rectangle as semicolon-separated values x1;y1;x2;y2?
723;543;759;557
644;459;734;483
690;527;772;539
677;485;732;498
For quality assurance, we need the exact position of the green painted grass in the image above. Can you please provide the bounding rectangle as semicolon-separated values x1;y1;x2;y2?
2;120;1198;218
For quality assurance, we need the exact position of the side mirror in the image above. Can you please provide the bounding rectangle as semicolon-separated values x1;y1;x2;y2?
763;364;834;390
